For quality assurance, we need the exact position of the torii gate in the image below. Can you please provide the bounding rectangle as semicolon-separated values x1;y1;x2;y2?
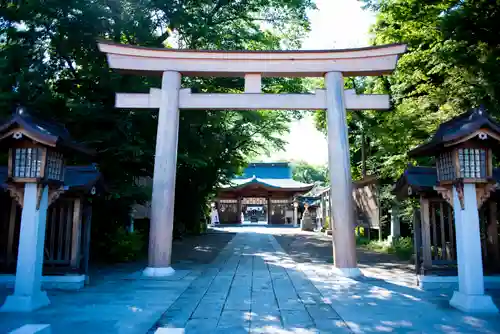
98;41;406;278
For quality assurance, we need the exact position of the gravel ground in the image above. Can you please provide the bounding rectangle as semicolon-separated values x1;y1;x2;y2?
273;231;417;285
87;228;236;285
171;229;237;266
273;229;500;310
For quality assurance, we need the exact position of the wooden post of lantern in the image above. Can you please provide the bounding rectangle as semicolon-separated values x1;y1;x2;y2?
410;106;499;314
0;106;93;312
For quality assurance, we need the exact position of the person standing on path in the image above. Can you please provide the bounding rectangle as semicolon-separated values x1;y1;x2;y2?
211;203;220;226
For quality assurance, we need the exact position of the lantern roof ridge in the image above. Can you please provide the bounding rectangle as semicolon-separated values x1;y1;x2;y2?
409;106;500;157
0;105;94;156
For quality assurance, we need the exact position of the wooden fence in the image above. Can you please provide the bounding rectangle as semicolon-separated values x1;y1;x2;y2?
0;193;92;275
415;197;500;275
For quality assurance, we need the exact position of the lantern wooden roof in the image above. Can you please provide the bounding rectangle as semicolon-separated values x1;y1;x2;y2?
409;107;500;158
393;165;500;200
0;106;94;155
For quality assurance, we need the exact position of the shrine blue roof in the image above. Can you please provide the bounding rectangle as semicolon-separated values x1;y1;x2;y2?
235;162;292;179
221;162;313;191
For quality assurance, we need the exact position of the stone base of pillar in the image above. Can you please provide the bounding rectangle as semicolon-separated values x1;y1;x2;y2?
332;267;363;278
449;291;499;314
142;266;175;277
0;291;50;312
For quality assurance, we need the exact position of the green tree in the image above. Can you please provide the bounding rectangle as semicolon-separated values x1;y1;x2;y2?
314;0;481;180
0;0;315;258
291;161;328;185
441;0;500;111
314;0;500;236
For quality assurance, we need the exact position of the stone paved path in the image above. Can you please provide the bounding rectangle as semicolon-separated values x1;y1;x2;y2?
0;230;235;334
2;226;500;333
154;226;500;334
152;229;350;333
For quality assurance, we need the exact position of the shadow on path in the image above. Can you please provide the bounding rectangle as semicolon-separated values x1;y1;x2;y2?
0;228;236;334
273;229;500;328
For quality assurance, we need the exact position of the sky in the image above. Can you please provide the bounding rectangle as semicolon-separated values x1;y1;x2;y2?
261;0;375;166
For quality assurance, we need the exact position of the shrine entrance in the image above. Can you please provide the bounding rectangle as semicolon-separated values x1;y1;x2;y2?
98;41;406;278
242;198;267;224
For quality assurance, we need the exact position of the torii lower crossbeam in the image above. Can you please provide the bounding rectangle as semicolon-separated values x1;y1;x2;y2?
116;89;390;111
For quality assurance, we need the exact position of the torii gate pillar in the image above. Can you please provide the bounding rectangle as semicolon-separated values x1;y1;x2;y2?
325;72;360;276
143;71;181;276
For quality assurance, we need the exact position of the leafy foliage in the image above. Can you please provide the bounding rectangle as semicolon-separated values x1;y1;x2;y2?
0;0;314;259
103;227;146;263
314;0;500;237
291;161;328;185
357;236;414;261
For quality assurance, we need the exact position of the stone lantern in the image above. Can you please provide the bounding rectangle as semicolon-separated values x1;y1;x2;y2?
0;106;93;312
409;106;499;313
301;202;315;231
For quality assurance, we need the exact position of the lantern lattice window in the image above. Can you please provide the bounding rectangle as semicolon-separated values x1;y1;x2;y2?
437;151;455;181
46;151;64;181
458;148;487;179
13;148;43;178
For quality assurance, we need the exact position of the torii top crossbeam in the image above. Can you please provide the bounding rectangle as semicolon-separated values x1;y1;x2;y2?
98;41;406;77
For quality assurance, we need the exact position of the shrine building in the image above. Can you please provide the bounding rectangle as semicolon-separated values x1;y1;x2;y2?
216;162;313;224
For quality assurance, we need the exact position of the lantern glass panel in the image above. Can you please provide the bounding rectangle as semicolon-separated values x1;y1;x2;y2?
12;147;42;178
458;148;486;179
46;151;64;181
437;151;455;181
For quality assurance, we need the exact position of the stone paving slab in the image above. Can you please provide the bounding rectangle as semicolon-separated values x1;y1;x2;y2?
7;226;500;334
151;229;351;334
0;230;236;334
0;270;195;334
156;225;499;334
267;228;500;334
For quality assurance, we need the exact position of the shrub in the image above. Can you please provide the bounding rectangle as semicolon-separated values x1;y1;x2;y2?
356;236;371;246
321;216;330;232
360;236;414;261
103;227;146;262
391;236;414;260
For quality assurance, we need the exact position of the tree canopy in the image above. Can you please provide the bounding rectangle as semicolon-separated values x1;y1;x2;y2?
311;0;500;230
291;161;328;186
314;0;500;181
0;0;315;256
